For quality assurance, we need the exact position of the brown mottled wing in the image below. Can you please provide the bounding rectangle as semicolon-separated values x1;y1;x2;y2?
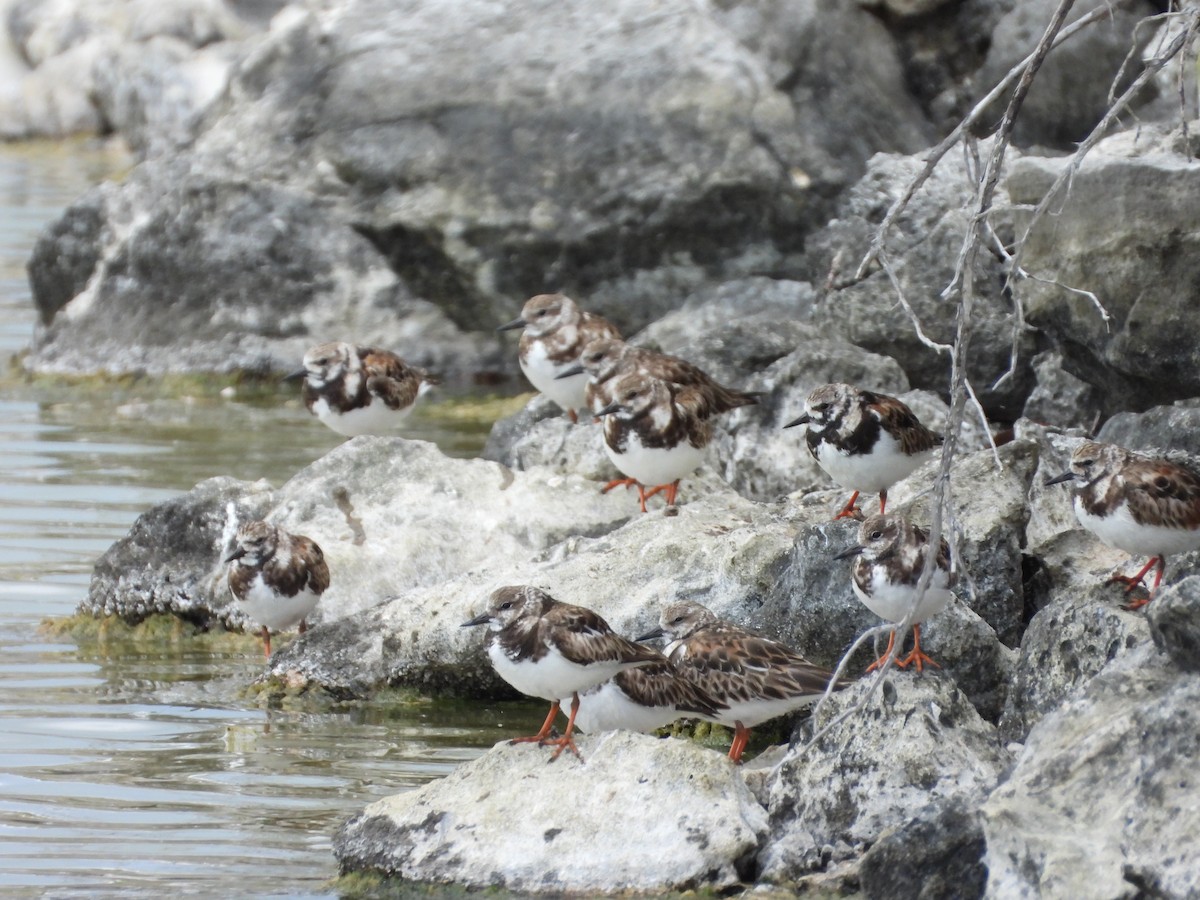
543;604;664;667
579;312;622;345
672;624;834;707
635;351;758;415
862;391;942;455
360;348;438;410
228;564;254;601
613;662;727;718
263;536;330;597
911;524;956;589
1121;457;1200;529
671;384;716;449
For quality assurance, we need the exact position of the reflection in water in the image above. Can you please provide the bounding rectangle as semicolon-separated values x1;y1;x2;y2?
0;141;540;897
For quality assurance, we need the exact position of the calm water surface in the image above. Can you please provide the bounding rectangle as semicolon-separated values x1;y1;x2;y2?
0;141;538;898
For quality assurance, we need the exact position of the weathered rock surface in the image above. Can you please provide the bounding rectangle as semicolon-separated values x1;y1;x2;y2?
974;0;1158;148
1;0;255;145
333;732;767;893
983;644;1200;898
1098;400;1200;459
1011;127;1200;414
802;143;1034;418
1147;576;1200;674
1022;349;1104;432
759;674;1009;881
82;437;639;637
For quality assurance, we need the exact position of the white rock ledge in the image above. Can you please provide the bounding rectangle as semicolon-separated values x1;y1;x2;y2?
333;732;768;893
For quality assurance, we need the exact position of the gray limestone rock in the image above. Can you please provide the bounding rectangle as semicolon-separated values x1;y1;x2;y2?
333;732;767;893
1147;576;1200;674
759;675;1009;880
983;644;1200;898
1010;127;1200;414
1022;350;1104;432
974;0;1157;149
858;797;987;900
998;585;1151;743
1098;401;1200;459
803;144;1034;419
83;475;275;628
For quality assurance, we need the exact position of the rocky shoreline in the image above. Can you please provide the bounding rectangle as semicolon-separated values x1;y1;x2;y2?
12;0;1200;894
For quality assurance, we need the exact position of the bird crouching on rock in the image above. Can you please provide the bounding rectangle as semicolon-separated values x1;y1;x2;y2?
461;585;664;761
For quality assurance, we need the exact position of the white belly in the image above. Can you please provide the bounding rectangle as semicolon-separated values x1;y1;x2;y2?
568;680;685;734
233;574;321;632
488;642;631;703
709;694;820;730
852;570;953;625
311;396;413;437
1076;498;1200;557
604;432;706;487
814;432;931;493
521;342;587;413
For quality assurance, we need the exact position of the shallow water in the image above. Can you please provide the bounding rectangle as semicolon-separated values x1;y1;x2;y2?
0;140;541;898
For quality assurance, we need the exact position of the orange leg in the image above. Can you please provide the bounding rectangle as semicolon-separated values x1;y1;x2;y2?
567;409;579;424
510;701;561;746
1115;557;1165;611
642;480;682;507
896;624;941;673
866;629;903;673
546;694;584;761
833;491;863;521
261;626;272;659
878;490;888;515
635;484;651;513
601;477;638;494
727;722;752;764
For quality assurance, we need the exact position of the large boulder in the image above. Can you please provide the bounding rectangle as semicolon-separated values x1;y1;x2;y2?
334;732;767;893
983;643;1200;898
21;0;957;380
759;674;1010;881
1010;127;1200;414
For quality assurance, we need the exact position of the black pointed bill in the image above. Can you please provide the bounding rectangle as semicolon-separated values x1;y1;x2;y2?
1044;471;1078;487
224;547;246;564
635;626;665;643
282;367;306;382
461;613;492;627
783;413;810;429
496;317;526;332
595;401;621;418
833;545;864;561
555;363;585;380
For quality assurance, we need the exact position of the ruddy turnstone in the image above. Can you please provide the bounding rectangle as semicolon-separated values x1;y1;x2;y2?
637;601;837;763
556;337;758;419
595;372;713;512
785;383;941;520
461;585;663;760
835;513;955;672
568;661;727;735
496;293;621;423
286;341;440;437
1046;440;1200;609
225;520;329;658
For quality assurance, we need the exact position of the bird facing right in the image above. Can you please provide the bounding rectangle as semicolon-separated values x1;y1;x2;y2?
835;513;955;673
786;383;941;520
1045;440;1200;609
637;601;838;763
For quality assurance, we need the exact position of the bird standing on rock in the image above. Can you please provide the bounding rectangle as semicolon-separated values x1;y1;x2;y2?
226;520;329;658
786;383;941;520
1046;440;1200;609
497;294;621;424
461;585;663;761
595;372;714;513
835;513;955;673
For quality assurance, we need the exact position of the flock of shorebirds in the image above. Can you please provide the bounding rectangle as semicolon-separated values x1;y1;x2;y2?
221;293;1200;763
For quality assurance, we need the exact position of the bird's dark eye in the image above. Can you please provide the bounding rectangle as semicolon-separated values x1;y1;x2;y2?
499;601;512;610
813;402;830;412
1078;458;1095;469
870;530;883;540
535;309;548;317
672;615;684;624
